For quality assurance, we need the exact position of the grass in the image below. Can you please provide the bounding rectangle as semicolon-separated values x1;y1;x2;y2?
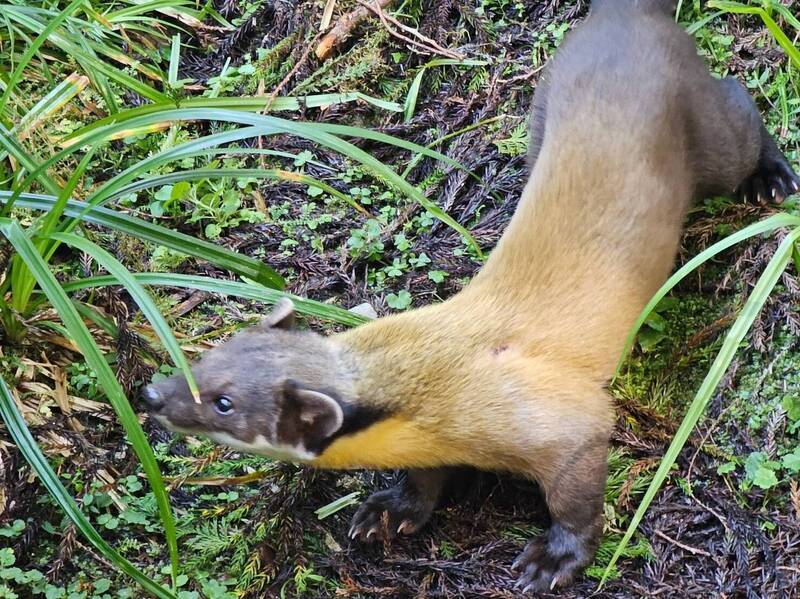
0;0;799;596
600;9;800;583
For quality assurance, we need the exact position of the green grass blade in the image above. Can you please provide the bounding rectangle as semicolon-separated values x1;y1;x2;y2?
770;3;800;32
314;122;464;171
614;213;800;378
81;108;480;254
81;51;171;103
403;59;487;122
600;225;800;588
168;34;180;88
0;73;87;163
61;94;403;146
10;147;99;316
59;109;456;174
82;126;282;209
315;492;361;519
0;378;177;599
404;69;426;123
707;1;800;67
60;272;369;327
105;0;201;21
18;106;478;255
0;122;61;200
0;219;180;589
1;191;284;289
49;231;200;402
73;299;119;337
42;146;98;236
0;0;84;115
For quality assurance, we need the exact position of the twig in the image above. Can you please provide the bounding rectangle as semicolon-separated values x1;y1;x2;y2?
315;0;394;60
653;529;712;556
357;0;464;60
320;0;337;31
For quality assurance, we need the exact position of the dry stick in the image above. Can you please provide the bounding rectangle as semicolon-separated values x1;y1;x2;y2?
320;0;337;31
316;0;395;60
653;530;712;557
358;0;463;59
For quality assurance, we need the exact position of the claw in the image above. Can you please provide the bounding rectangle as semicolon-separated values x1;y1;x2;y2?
511;555;524;571
366;527;378;540
522;583;536;594
397;520;414;535
550;576;559;590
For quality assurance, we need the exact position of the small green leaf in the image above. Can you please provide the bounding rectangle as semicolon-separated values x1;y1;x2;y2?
428;270;447;283
781;448;800;473
0;549;14;567
782;396;800;421
120;510;148;525
643;311;667;332
154;186;173;202
637;328;667;351
94;579;112;594
205;223;222;239
0;520;25;538
171;181;192;201
752;467;779;490
745;451;767;479
717;461;736;474
386;290;412;310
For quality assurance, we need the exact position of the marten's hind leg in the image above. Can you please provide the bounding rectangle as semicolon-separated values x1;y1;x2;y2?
513;436;607;593
692;76;798;203
349;468;450;541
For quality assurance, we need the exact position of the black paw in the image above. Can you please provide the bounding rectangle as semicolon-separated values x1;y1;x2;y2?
511;523;593;594
736;152;799;204
348;486;434;542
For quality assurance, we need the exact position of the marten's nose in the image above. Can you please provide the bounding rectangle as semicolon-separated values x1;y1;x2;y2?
141;386;164;411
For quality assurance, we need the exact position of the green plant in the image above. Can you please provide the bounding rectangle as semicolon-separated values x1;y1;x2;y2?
706;1;800;68
403;59;487;121
0;378;176;598
279;565;331;599
494;122;528;157
602;214;800;584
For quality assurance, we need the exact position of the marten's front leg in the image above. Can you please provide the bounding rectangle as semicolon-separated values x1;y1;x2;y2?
513;436;608;593
349;468;450;541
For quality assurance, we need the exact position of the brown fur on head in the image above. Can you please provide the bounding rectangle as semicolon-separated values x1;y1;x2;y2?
142;299;353;461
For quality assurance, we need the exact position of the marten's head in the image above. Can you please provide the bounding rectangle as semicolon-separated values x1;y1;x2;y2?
142;299;363;461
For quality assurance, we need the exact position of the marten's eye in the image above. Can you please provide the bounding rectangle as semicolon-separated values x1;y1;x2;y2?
213;396;234;415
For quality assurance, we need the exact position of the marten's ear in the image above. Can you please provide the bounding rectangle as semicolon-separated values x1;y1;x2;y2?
260;298;296;330
276;380;344;449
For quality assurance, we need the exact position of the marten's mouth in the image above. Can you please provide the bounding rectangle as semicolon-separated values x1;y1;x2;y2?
148;412;204;437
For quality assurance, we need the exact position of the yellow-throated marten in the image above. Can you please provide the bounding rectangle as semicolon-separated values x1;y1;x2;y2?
143;0;799;591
